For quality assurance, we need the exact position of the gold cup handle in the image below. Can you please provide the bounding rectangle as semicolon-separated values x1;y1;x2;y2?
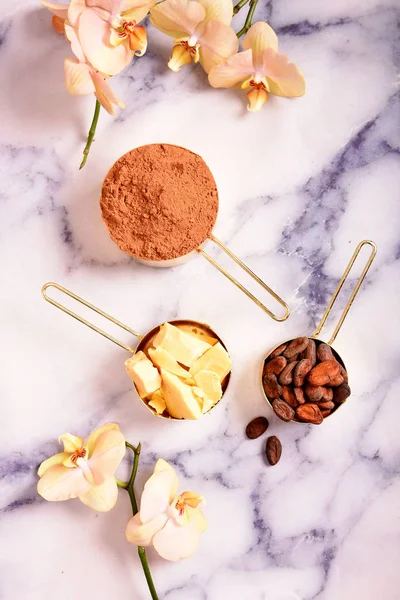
198;234;290;322
311;240;377;345
41;282;142;353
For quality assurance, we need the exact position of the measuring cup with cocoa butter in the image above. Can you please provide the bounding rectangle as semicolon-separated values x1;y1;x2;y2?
261;240;377;424
100;143;289;322
42;283;231;421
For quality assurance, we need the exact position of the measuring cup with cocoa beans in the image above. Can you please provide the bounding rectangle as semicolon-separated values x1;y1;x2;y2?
261;240;377;424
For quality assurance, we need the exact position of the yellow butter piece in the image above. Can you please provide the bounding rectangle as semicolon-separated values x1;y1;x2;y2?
178;324;218;346
125;351;161;398
148;347;189;378
148;390;167;415
190;343;231;381
192;386;214;414
153;323;211;368
194;370;223;402
161;369;202;420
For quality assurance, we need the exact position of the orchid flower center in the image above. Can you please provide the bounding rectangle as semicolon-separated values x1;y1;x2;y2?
116;20;137;37
70;447;87;464
250;78;267;92
178;40;199;56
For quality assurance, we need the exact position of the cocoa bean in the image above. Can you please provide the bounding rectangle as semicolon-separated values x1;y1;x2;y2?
266;436;282;465
279;361;298;385
293;359;312;387
329;373;345;387
319;387;333;402
281;385;298;408
294;387;306;405
320;409;332;418
283;337;309;359
295;403;323;424
263;373;282;399
301;339;317;366
317;343;334;362
304;384;324;402
269;343;288;359
246;416;269;439
339;364;348;383
308;360;340;386
264;356;287;376
272;399;295;422
333;383;351;404
318;400;335;410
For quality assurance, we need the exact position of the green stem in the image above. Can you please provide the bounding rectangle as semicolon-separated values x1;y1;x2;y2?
233;0;250;15
116;478;128;489
236;0;259;37
125;442;159;600
79;99;101;170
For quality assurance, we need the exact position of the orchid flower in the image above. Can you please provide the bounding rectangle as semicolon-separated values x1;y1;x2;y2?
150;0;238;73
208;21;306;111
126;459;207;561
37;423;126;512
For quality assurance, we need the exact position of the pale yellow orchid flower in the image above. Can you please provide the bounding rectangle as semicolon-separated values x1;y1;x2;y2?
126;459;207;561
209;21;306;111
150;0;238;73
37;423;126;512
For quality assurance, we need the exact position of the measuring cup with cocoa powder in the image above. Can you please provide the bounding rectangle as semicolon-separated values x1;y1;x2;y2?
100;143;289;322
261;240;377;425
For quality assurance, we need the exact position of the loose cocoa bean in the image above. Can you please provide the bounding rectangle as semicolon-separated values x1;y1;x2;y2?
279;361;298;385
320;409;332;418
317;343;334;362
294;387;306;405
329;373;345;387
264;356;287;376
293;359;312;387
319;387;333;402
296;403;323;424
281;385;298;408
263;373;282;399
283;337;309;359
304;384;324;402
308;360;340;386
301;339;317;366
333;383;351;404
269;343;288;359
246;417;269;439
318;400;335;410
266;436;282;465
272;399;295;422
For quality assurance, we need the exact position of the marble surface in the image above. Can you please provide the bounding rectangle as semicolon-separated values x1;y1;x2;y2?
1;1;400;598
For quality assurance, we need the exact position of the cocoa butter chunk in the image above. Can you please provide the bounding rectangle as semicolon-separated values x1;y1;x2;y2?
263;373;282;399
272;399;295;422
316;342;334;362
283;337;309;359
333;383;351;404
246;417;269;439
279;361;298;385
293;359;312;387
295;403;323;424
308;360;340;386
269;343;288;359
264;356;287;376
266;436;282;465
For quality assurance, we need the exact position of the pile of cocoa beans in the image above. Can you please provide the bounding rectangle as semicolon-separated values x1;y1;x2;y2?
262;337;351;424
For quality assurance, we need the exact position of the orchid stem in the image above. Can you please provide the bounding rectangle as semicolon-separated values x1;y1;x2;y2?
125;442;159;600
236;0;259;37
233;0;250;15
79;99;101;170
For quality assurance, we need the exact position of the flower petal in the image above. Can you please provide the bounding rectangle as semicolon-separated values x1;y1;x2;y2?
37;452;71;477
52;15;66;34
79;477;118;512
150;0;205;39
153;459;179;502
168;43;193;72
140;470;177;523
87;429;126;484
87;0;121;13
59;432;84;452
64;58;96;95
68;0;86;27
41;0;69;18
242;21;278;72
122;0;156;24
37;464;91;501
262;49;306;97
79;8;134;75
110;28;127;46
199;20;238;73
187;506;207;533
126;512;168;545
91;71;126;115
246;86;268;111
128;25;147;55
197;0;233;25
86;423;120;456
208;48;253;88
153;518;201;561
65;22;86;62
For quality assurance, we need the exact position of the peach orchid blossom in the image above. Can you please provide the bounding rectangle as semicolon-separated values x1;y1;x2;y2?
126;459;207;561
150;0;238;73
209;21;306;111
37;423;126;512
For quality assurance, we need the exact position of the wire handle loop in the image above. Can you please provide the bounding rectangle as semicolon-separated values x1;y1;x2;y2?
42;282;141;353
311;240;377;345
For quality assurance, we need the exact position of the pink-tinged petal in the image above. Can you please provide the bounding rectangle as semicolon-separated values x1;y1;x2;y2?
87;430;126;484
87;0;121;13
153;518;201;561
153;459;179;501
150;0;205;39
243;21;278;72
246;86;268;111
37;464;91;501
37;452;71;477
79;8;134;75
208;48;253;88
64;58;96;95
52;15;66;33
126;512;168;545
140;470;177;523
168;43;193;72
86;423;121;456
198;0;233;26
41;1;69;19
64;23;86;62
122;0;156;24
110;27;127;46
199;20;238;73
128;25;147;55
187;506;207;533
79;477;118;511
68;0;86;26
58;432;84;452
261;49;306;97
91;71;125;115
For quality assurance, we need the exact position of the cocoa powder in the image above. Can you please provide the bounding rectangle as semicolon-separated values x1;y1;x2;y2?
100;144;219;261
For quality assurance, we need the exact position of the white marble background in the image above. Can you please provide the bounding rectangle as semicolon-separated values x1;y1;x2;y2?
1;0;399;598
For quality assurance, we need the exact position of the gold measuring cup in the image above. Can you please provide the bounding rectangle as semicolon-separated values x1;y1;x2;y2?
42;282;231;420
261;240;377;422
